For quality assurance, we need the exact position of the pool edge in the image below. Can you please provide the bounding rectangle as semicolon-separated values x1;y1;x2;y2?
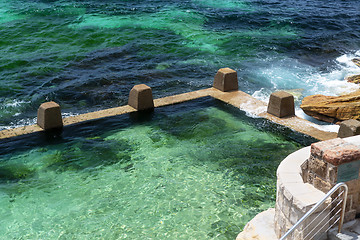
0;87;337;141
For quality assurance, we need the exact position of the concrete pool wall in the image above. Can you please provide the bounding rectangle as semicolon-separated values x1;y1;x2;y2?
2;68;354;240
0;68;337;141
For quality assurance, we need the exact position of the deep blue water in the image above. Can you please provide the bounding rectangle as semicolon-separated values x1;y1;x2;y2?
0;1;358;238
0;0;360;129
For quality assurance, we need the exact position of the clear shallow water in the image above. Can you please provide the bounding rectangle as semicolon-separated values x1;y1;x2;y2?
0;99;309;239
1;0;360;129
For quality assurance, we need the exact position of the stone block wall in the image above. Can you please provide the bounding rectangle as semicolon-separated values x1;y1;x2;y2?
275;147;328;239
302;137;360;222
275;135;360;239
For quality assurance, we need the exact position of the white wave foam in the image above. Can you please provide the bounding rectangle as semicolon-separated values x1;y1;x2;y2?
0;112;78;131
308;74;359;96
252;88;271;103
3;99;30;108
253;52;360;99
239;100;267;118
0;117;37;131
305;52;360;97
336;52;360;69
295;109;339;133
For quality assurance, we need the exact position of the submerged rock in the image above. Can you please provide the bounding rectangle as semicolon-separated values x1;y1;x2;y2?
283;88;304;99
300;90;360;123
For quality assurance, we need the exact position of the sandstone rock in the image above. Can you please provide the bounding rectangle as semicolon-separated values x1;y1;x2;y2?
346;74;360;84
236;208;277;240
300;90;360;123
352;58;360;68
345;58;360;84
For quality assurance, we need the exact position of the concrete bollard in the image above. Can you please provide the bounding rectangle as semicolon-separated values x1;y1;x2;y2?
213;68;238;92
37;101;63;130
267;91;295;118
128;84;154;111
338;119;360;138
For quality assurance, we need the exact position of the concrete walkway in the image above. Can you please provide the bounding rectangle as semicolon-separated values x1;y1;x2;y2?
329;219;360;240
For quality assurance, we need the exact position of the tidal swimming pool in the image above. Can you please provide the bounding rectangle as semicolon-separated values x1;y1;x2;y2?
0;98;312;239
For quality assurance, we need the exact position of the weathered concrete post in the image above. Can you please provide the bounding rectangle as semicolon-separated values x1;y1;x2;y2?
213;68;238;92
128;84;154;111
267;91;295;118
37;101;63;130
338;119;360;138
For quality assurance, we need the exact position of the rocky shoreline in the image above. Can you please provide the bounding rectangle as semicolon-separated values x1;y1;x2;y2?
300;58;360;123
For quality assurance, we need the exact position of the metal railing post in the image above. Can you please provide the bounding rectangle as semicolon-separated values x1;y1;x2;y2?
338;184;348;233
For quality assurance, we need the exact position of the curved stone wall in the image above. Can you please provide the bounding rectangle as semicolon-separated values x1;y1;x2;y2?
275;146;328;239
275;135;360;239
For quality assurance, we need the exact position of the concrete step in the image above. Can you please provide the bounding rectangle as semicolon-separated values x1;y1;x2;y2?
328;219;360;240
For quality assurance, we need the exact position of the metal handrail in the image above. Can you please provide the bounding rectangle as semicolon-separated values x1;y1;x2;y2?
280;182;348;240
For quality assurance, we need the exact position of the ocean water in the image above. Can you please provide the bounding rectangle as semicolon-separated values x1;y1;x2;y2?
0;99;307;239
0;1;352;238
0;0;360;129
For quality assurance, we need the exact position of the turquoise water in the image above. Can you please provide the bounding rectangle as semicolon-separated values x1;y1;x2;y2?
0;0;357;238
1;0;360;129
0;99;307;239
